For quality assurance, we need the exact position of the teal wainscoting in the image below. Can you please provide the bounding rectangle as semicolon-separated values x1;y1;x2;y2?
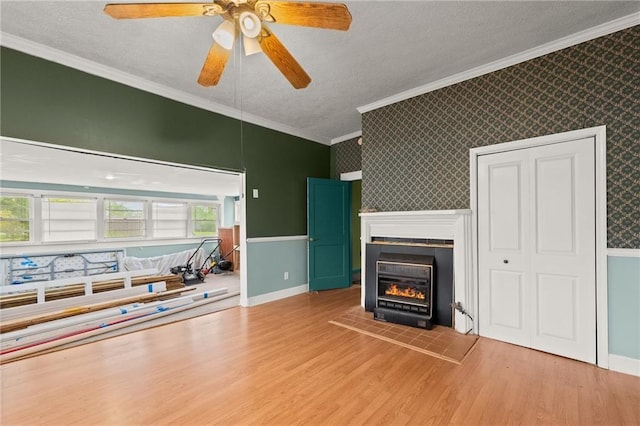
608;255;640;360
246;237;308;301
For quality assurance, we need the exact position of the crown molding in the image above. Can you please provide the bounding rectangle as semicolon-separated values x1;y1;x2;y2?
0;32;330;145
357;12;640;114
331;130;362;145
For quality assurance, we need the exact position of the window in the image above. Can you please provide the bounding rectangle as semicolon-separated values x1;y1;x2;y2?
191;203;218;237
104;199;146;239
1;190;221;246
152;201;187;238
0;195;32;243
42;196;97;242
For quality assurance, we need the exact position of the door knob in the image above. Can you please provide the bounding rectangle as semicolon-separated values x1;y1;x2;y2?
309;237;316;242
503;259;509;264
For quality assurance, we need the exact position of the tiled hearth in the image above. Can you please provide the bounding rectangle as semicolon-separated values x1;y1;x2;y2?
360;210;473;334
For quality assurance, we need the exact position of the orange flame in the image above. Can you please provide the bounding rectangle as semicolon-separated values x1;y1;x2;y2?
385;284;425;300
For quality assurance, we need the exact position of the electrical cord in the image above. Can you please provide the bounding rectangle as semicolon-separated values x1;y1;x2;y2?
451;302;475;335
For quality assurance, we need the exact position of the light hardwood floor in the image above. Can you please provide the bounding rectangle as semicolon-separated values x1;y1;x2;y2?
1;286;638;425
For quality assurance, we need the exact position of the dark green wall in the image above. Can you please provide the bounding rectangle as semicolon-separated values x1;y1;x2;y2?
242;124;329;237
0;47;329;237
0;49;242;170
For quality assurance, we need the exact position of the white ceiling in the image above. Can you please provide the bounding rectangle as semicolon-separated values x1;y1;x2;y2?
1;1;639;146
0;138;242;196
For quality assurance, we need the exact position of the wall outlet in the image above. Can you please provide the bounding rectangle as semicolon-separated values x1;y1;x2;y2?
284;272;289;280
252;188;259;198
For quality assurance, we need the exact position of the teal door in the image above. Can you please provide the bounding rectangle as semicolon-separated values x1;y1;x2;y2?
307;178;351;291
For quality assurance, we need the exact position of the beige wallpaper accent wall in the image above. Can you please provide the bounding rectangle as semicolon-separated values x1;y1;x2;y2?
357;26;639;248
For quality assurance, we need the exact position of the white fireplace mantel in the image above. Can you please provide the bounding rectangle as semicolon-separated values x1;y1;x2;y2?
360;210;474;333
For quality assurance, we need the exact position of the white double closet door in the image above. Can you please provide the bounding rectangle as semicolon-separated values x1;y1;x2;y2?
478;137;596;363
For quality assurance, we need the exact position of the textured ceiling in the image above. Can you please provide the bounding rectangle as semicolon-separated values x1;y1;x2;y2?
1;1;639;145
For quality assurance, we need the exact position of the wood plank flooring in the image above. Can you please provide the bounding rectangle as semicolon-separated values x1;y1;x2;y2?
1;286;639;425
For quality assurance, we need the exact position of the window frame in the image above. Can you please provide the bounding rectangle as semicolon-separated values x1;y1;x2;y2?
0;188;222;248
0;193;34;245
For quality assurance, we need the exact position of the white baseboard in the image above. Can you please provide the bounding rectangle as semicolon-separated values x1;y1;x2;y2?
609;354;640;377
247;284;309;307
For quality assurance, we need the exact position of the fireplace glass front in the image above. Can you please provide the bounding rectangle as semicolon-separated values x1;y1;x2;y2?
374;253;434;329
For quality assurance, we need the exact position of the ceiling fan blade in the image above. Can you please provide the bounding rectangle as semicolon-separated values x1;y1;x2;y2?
104;3;224;19
259;26;311;89
254;1;351;31
197;42;231;87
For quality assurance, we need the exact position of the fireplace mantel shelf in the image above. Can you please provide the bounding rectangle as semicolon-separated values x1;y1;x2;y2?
360;209;471;218
360;209;474;334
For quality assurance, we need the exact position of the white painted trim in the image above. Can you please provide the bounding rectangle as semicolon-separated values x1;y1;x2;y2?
331;130;362;145
469;148;480;335
469;126;607;156
340;171;362;181
239;172;248;307
247;283;309;307
0;34;329;146
246;235;308;243
595;126;609;369
361;209;471;218
608;248;640;258
609;354;640;377
470;125;608;368
358;13;640;114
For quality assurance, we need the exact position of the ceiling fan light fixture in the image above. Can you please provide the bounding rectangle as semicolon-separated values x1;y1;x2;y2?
239;11;261;38
243;35;262;56
103;0;352;89
212;20;236;50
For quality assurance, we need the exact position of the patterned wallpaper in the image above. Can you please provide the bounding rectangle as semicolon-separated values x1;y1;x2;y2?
355;26;639;249
331;136;362;178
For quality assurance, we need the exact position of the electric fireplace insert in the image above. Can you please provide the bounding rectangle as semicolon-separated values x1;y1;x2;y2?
373;253;435;329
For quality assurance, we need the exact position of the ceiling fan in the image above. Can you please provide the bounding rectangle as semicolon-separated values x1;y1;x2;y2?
103;1;352;89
